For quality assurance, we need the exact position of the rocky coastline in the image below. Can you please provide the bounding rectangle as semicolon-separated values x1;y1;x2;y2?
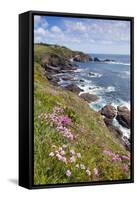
35;43;131;151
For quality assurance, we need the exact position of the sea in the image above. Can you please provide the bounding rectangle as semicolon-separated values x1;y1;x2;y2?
59;54;131;138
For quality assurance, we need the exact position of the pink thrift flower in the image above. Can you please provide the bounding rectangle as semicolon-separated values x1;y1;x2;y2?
112;154;121;161
59;115;71;126
121;155;130;161
123;164;129;172
103;150;113;156
60;150;65;156
49;152;54;157
70;156;76;163
86;169;91;176
66;170;71;177
56;154;62;161
70;149;75;155
77;153;81;158
62;157;67;163
93;168;98;175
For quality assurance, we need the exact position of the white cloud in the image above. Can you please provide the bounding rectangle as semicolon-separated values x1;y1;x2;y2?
34;15;48;29
34;16;130;54
51;26;62;33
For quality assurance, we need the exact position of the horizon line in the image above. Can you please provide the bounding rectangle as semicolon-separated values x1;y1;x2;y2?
34;42;130;56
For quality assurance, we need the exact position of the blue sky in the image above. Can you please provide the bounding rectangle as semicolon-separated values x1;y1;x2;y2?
34;15;130;55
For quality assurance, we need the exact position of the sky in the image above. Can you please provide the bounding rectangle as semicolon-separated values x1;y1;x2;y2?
34;15;130;55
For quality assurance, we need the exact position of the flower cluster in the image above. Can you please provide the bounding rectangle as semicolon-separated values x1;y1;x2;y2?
49;145;67;164
103;149;130;163
39;107;100;179
49;107;74;141
38;107;74;141
48;144;95;177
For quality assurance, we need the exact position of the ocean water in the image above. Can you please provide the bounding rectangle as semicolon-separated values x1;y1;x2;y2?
76;54;130;111
59;54;131;138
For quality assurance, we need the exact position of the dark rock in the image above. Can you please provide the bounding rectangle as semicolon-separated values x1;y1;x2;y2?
65;84;83;94
73;53;92;62
100;104;117;119
42;54;77;72
94;57;101;62
80;79;85;82
89;72;96;76
103;59;115;62
61;76;73;81
123;136;130;151
117;106;129;113
103;119;130;151
80;93;99;103
46;64;61;73
116;106;130;129
103;117;113;127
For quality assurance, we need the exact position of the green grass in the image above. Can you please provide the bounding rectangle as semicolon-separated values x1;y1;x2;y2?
34;61;130;185
34;44;74;64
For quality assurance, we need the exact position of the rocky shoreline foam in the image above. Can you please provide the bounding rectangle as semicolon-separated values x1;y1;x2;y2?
36;43;131;151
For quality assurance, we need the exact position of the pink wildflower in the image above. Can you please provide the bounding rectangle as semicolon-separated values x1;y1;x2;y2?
59;115;71;126
66;170;71;177
56;154;62;161
70;149;75;155
93;168;98;175
112;154;121;161
86;169;91;176
123;164;129;172
77;153;81;158
60;150;65;156
70;156;76;163
121;155;130;161
62;157;67;163
103;150;113;156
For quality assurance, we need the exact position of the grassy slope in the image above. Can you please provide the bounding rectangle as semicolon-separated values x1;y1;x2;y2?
34;45;130;185
34;44;75;64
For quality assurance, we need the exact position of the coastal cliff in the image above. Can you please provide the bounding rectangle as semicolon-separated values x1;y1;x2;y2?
34;44;130;185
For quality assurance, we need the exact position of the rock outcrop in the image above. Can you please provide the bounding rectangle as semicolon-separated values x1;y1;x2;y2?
94;57;101;62
73;53;93;62
100;104;117;119
65;84;83;94
80;93;99;103
116;106;130;129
